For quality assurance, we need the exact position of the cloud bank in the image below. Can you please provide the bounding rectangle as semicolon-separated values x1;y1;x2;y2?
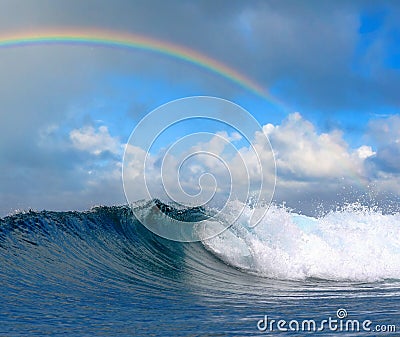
3;112;393;216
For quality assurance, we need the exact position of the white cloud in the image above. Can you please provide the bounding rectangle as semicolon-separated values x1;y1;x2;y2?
70;125;121;155
5;112;399;216
263;112;367;182
59;114;400;213
123;132;254;207
356;145;375;160
122;113;383;210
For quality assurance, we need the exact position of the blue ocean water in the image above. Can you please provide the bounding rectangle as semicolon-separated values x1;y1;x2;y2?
1;201;399;336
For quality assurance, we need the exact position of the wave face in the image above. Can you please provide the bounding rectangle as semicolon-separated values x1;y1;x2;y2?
1;201;400;336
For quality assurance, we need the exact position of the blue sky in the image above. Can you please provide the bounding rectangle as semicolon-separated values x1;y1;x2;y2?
1;0;400;216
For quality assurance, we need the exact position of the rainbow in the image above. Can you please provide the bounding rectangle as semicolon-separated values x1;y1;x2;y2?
0;29;372;189
0;29;281;105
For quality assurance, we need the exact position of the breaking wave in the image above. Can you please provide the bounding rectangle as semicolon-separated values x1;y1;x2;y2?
1;200;399;283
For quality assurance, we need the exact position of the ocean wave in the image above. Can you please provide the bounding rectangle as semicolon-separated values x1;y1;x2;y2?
1;200;399;285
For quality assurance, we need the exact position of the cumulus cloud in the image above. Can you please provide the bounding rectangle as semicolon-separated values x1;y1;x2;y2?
123;131;269;207
70;125;121;155
2;111;399;216
263;112;372;182
356;145;375;160
122;113;383;211
66;113;400;215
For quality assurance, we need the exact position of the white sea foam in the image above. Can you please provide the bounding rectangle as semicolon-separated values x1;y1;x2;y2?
202;203;400;281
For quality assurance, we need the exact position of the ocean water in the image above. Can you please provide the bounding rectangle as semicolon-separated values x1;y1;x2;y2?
1;201;399;336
